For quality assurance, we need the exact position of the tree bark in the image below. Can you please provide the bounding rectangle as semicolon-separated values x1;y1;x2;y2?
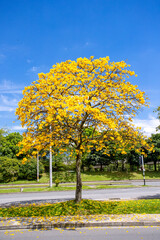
75;151;82;203
121;160;125;172
37;153;39;182
154;160;157;171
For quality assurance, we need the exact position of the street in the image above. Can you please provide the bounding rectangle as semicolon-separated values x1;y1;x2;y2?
1;186;160;206
0;227;160;240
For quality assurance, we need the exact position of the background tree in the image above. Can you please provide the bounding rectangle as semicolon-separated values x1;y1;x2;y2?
0;128;7;139
126;150;140;171
0;132;23;158
0;156;20;182
0;128;7;152
145;133;160;171
155;106;160;131
16;56;151;202
18;158;44;180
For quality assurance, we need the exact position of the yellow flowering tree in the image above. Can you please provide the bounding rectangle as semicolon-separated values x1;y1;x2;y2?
16;56;150;202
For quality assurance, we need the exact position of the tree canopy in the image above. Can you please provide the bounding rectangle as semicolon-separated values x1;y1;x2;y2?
145;133;160;171
155;106;160;131
0;132;23;158
16;56;151;202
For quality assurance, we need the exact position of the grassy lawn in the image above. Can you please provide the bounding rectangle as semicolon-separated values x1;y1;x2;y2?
0;171;160;187
0;184;143;194
0;199;160;217
81;171;160;181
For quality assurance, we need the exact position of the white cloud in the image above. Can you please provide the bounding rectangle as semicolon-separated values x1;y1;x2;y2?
0;79;23;94
133;115;160;137
0;106;15;112
11;125;26;131
0;79;13;89
0;90;22;94
29;66;40;72
0;81;22;112
0;95;19;107
27;59;32;63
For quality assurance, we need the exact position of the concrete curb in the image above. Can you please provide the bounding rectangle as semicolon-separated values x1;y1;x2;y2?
1;221;160;230
1;214;160;230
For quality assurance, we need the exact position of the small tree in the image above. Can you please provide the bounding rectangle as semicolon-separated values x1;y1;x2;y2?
0;157;20;182
16;56;151;202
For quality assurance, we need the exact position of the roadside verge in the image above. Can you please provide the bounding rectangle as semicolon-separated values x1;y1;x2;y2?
1;214;160;230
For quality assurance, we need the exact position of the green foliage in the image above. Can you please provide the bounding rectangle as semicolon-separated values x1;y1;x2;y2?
0;199;160;217
19;158;44;180
0;157;20;182
88;165;95;172
0;132;23;158
83;147;112;171
155;106;160;131
145;133;160;171
0;128;7;140
126;150;139;171
53;171;76;187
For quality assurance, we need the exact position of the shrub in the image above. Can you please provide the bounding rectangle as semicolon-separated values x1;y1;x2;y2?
88;165;95;172
53;171;76;187
0;157;20;182
18;158;44;180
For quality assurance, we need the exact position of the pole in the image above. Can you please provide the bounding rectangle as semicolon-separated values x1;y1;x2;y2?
141;155;146;186
37;152;39;182
49;125;52;187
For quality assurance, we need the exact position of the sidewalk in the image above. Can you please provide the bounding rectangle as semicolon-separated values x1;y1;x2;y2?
1;214;160;230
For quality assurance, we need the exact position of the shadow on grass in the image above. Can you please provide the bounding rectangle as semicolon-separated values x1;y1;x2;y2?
83;171;135;180
82;171;160;181
138;194;160;199
0;198;73;208
144;171;160;179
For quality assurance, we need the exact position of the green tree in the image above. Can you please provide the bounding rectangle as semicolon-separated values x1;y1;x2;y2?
0;132;23;158
155;106;160;131
83;147;112;171
126;150;140;171
0;157;20;182
145;133;160;171
18;158;44;180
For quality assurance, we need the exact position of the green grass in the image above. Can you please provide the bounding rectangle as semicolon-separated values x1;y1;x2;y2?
0;171;160;187
0;199;160;217
0;184;48;188
81;171;160;181
0;184;145;194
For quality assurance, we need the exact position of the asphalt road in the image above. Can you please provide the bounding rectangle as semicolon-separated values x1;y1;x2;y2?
1;186;160;205
0;227;160;240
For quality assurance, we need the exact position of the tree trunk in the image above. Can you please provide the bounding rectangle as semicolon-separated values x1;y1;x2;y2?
100;162;103;171
121;160;125;172
75;151;82;203
37;153;39;182
116;160;119;171
154;160;157;171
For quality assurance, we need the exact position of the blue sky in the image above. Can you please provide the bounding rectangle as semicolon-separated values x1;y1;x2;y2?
0;0;160;136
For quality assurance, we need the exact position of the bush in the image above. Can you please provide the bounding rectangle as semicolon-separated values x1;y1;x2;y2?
0;157;20;182
88;165;95;172
53;171;76;187
18;158;44;180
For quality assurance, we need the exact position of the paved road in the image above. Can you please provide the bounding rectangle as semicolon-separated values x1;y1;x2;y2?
130;180;160;186
1;187;160;205
0;227;160;240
